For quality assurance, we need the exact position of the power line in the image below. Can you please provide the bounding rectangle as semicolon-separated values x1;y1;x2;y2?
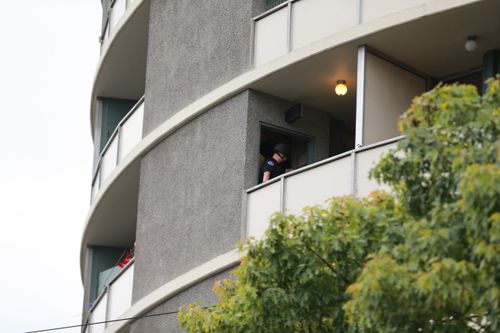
23;309;180;333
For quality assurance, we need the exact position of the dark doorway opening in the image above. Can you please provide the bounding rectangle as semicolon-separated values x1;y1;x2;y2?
259;124;314;182
443;69;483;95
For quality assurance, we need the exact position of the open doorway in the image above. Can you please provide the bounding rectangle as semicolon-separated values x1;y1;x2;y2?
258;123;314;182
443;69;483;95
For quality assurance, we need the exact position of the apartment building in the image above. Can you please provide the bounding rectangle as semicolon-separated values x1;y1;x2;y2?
81;0;500;332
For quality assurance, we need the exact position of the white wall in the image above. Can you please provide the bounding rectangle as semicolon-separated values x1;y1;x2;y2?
363;52;426;145
361;0;432;22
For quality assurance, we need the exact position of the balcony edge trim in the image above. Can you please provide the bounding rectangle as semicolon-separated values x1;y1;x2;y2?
103;250;240;333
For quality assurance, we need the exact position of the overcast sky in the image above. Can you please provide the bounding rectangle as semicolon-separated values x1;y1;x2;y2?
0;1;101;332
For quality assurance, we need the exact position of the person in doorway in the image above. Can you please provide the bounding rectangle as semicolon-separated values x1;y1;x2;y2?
259;143;289;183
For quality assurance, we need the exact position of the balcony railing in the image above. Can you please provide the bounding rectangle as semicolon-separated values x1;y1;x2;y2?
253;0;433;67
246;136;401;239
91;97;144;203
84;262;135;333
100;0;139;48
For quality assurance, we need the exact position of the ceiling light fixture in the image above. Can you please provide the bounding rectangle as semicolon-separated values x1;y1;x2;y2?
335;80;348;96
464;35;477;52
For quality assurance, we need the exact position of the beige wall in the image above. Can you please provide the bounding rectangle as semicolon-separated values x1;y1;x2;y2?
292;0;357;50
361;0;432;22
363;52;426;145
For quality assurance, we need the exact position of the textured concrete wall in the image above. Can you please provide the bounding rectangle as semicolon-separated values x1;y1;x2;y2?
130;270;233;333
133;92;249;301
131;88;330;326
244;90;331;189
143;0;265;135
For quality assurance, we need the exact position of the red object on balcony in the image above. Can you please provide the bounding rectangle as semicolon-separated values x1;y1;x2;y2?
118;251;134;268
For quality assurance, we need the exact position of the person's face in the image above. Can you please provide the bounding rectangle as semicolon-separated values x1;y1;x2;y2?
276;152;287;163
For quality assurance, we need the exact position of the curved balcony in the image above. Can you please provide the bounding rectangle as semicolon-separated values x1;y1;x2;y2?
101;0;139;49
246;137;400;239
96;137;401;333
84;261;134;333
253;0;484;67
91;98;144;203
80;101;145;282
91;0;148;137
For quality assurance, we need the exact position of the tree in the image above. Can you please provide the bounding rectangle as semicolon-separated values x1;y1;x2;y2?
345;78;500;332
178;78;500;332
179;193;405;333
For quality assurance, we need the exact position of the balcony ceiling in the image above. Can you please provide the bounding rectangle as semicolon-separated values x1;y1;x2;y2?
364;0;500;79
93;1;149;101
250;0;500;124
84;161;139;249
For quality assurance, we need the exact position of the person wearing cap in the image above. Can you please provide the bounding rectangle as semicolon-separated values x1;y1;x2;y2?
259;143;289;183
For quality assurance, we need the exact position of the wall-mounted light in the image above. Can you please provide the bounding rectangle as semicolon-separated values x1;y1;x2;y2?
464;35;477;52
335;80;348;96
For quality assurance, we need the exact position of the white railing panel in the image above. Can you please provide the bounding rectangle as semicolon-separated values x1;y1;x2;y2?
107;264;134;321
356;143;397;197
247;181;281;239
361;0;431;23
285;155;352;215
292;0;356;50
91;170;100;202
118;102;144;162
254;7;289;67
100;135;119;182
110;0;127;31
89;293;108;333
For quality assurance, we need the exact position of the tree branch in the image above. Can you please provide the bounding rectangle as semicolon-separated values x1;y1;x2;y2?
304;243;350;285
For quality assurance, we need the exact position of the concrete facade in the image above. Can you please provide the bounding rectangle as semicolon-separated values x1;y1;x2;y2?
143;0;266;135
133;91;249;301
132;86;332;330
130;270;233;333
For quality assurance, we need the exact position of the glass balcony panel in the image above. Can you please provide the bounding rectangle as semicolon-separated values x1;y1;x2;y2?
100;135;119;183
356;142;397;197
107;263;134;321
91;169;100;203
98;266;121;295
110;0;127;31
285;155;352;215
361;0;431;23
291;0;356;50
88;293;107;333
247;181;281;239
254;7;288;67
118;102;144;163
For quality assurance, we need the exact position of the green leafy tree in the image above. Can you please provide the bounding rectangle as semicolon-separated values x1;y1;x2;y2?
179;193;405;332
178;78;499;332
345;78;500;332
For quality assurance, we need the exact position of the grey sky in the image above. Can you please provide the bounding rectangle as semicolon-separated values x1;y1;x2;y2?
0;1;100;332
